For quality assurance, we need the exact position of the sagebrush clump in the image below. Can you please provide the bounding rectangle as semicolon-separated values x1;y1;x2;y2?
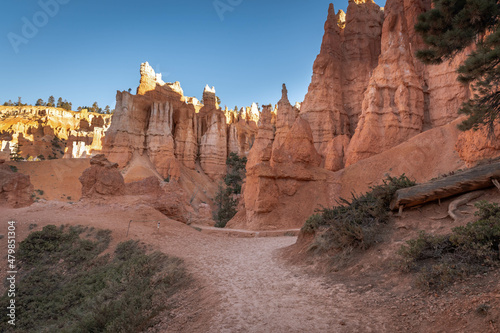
303;175;416;253
399;201;500;290
0;225;188;332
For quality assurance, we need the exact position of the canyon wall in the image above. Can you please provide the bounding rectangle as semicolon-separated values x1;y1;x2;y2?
231;0;484;230
101;62;259;183
299;0;471;170
0;106;111;160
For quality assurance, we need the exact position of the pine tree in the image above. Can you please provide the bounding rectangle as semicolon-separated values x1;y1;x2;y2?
212;153;247;228
212;183;237;228
47;96;55;107
415;0;500;131
57;97;63;108
35;99;45;106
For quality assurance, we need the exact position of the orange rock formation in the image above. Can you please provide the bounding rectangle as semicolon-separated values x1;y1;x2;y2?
0;159;34;208
102;62;258;182
0;106;110;160
230;0;484;230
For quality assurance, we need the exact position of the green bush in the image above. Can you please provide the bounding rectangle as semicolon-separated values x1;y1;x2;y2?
302;214;323;234
304;175;416;253
213;183;237;228
0;225;188;332
225;152;247;195
399;201;500;290
213;152;247;228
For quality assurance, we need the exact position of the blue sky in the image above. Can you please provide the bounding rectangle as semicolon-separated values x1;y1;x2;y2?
0;0;385;110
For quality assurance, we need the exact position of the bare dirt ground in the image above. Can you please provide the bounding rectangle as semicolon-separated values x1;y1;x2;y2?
1;169;500;332
0;200;397;332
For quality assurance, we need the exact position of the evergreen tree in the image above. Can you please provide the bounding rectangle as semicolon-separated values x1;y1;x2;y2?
224;152;247;195
47;96;55;107
416;0;500;131
212;183;237;228
212;153;247;228
60;100;72;111
35;99;45;106
104;105;111;114
57;97;63;108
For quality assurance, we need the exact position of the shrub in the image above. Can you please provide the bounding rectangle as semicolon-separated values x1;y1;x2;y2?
8;165;17;173
213;183;237;228
225;152;247;195
304;175;416;253
399;201;500;290
302;214;324;234
0;225;188;332
213;153;247;228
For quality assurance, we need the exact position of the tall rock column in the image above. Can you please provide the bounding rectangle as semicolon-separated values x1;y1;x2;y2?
174;105;198;169
146;101;179;179
345;0;425;166
101;91;149;168
342;0;384;133
272;84;298;151
300;3;350;157
197;85;228;180
243;105;279;224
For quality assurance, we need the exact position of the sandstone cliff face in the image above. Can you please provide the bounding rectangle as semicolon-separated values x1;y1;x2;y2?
455;125;500;167
0;106;110;160
425;54;471;128
102;63;258;183
345;0;425;166
344;0;472;165
0;159;33;208
342;0;385;133
272;84;299;151
102;63;199;181
246;105;274;169
298;0;472;170
300;4;350;158
197;86;228;180
226;80;335;229
233;113;330;231
300;1;384;161
227;119;258;157
231;0;477;230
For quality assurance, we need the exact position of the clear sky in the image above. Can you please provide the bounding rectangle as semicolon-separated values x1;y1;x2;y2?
0;0;385;110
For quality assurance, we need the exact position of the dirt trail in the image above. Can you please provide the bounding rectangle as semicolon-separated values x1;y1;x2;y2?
0;203;395;332
153;232;393;332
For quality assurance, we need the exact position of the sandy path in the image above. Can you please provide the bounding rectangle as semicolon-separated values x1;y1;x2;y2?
0;203;394;332
155;233;392;333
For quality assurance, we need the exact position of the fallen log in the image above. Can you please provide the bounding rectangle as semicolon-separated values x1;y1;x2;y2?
390;161;500;211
